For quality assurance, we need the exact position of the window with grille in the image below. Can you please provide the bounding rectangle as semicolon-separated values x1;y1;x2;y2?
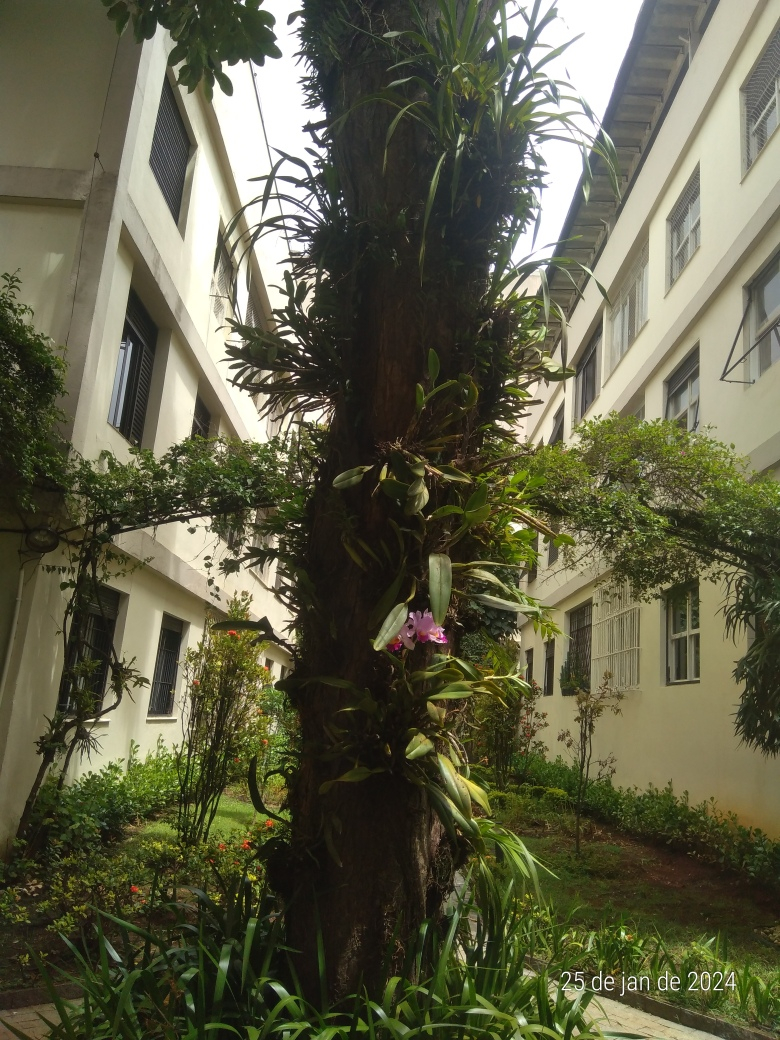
666;350;700;431
667;168;700;287
591;582;640;690
547;526;560;566
576;328;601;419
58;586;121;714
525;648;534;685
747;254;780;380
212;235;235;321
666;585;700;683
744;25;780;168
191;395;212;439
543;639;555;697
148;615;184;716
108;290;157;445
563;602;592;695
149;77;191;222
608;243;649;372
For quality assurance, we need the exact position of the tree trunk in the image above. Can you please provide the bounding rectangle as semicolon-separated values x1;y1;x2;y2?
279;0;487;999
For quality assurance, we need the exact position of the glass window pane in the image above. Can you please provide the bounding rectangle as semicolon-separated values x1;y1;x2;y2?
671;595;688;634
757;260;780;329
691;633;700;679
672;636;688;681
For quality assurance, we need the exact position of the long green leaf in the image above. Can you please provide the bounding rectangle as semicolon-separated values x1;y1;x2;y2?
428;553;452;625
372;602;409;651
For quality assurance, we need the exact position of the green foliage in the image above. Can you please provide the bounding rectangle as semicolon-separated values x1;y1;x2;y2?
20;740;179;862
522;755;780;887
176;595;271;846
13;869;608;1040
527;414;780;753
102;0;280;98
0;272;68;511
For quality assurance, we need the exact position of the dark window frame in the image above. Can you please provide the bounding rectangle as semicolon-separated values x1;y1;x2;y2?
108;289;157;445
543;639;555;697
191;395;212;439
525;648;534;685
148;615;184;716
564;601;593;696
149;76;192;222
58;587;121;715
575;328;601;419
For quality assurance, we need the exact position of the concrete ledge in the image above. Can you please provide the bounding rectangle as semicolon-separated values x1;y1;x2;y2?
0;166;92;204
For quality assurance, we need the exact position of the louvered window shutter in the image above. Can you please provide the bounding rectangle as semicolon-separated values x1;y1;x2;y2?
150;78;191;221
129;341;155;445
149;616;183;716
108;289;158;445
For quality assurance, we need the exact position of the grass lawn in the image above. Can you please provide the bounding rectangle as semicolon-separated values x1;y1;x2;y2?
501;801;780;976
125;792;259;848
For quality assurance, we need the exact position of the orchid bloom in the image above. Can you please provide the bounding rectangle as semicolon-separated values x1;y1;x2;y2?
386;609;446;650
411;610;447;644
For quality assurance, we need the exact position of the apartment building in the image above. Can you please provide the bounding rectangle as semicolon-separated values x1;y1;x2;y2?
0;0;291;849
520;0;780;831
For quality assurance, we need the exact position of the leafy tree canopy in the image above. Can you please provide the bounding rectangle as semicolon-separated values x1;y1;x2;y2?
101;0;281;97
526;414;780;754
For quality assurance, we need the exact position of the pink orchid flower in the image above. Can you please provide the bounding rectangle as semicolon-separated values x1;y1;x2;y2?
411;610;448;644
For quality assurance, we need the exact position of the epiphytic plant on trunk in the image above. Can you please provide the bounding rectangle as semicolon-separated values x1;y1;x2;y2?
219;0;617;997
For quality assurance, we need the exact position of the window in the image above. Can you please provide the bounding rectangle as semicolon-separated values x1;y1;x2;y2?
591;582;640;690
564;602;593;694
748;255;780;380
667;167;700;286
148;616;183;716
212;235;235;322
543;639;555;697
608;242;649;372
667;585;700;683
191;395;212;439
744;25;780;168
527;534;539;584
575;328;601;419
149;77;191;221
549;406;564;445
58;587;120;714
665;350;699;431
525;648;534;685
108;290;157;445
547;526;560;567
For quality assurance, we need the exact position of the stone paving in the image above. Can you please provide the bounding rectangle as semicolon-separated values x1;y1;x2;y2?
0;1003;56;1040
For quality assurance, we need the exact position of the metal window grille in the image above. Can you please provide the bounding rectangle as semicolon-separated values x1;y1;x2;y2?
543;639;555;697
547;525;560;566
148;616;183;716
108;290;157;445
750;255;780;380
591;582;641;690
191;395;212;438
745;26;780;168
667;585;700;683
607;242;649;373
149;78;191;221
576;329;601;419
58;587;120;713
212;236;235;321
246;292;263;329
668;168;700;286
566;602;593;693
666;350;700;431
525;648;534;685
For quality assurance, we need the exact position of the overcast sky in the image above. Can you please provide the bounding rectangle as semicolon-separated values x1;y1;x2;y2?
254;0;646;261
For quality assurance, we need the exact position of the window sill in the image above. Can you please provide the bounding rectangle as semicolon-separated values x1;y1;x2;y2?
666;679;700;686
147;715;179;723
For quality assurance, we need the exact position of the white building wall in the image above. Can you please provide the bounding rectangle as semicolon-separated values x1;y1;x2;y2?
0;1;292;851
521;0;780;833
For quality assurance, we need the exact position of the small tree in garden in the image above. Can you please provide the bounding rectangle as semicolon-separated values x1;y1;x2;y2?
557;672;623;854
516;679;548;783
176;595;270;846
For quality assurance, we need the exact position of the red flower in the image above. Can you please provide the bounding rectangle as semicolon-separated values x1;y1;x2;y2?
241;839;251;850
218;842;226;851
265;819;274;829
130;885;140;894
227;630;239;638
192;679;200;687
262;739;268;746
234;757;240;763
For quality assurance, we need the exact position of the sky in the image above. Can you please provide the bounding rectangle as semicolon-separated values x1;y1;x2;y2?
254;0;646;261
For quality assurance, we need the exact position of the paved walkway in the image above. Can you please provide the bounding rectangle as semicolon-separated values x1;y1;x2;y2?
0;997;729;1040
